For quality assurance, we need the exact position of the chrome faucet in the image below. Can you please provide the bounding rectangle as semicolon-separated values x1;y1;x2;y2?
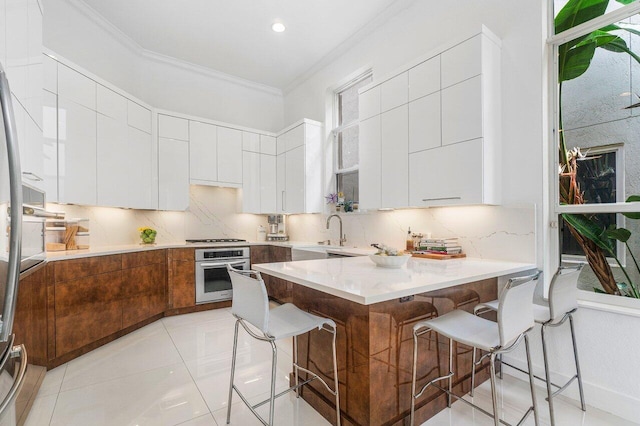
326;214;346;247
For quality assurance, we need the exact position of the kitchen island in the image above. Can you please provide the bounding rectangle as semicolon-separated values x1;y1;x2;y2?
253;256;535;426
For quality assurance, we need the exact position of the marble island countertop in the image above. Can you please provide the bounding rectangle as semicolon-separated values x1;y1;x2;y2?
252;256;536;305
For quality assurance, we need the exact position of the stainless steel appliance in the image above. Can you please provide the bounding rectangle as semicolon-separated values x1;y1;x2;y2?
195;247;250;304
267;214;288;241
0;63;34;425
186;238;246;243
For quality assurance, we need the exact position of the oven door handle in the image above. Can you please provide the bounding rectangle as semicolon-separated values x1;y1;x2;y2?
199;260;247;268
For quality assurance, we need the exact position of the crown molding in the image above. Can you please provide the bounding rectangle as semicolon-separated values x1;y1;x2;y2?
283;0;417;95
63;0;283;97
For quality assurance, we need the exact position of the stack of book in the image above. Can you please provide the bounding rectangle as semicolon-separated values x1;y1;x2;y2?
417;237;462;255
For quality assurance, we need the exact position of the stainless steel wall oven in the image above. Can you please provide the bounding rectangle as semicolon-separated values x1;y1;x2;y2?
195;247;250;304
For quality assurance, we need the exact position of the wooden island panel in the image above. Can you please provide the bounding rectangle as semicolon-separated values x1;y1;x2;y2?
286;277;498;426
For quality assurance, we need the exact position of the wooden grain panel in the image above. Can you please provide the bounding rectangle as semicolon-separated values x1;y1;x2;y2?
168;248;194;261
170;260;195;309
122;249;166;269
122;264;166;328
55;271;123;357
269;246;291;262
13;265;48;366
54;255;122;282
46;264;56;361
264;275;293;304
250;245;270;265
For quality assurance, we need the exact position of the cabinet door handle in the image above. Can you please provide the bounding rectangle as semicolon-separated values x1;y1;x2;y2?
281;191;286;212
422;197;462;202
22;171;43;181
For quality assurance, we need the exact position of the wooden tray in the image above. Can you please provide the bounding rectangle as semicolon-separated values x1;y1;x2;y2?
412;252;466;260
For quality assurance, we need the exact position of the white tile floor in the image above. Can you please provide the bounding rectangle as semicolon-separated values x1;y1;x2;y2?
24;307;637;426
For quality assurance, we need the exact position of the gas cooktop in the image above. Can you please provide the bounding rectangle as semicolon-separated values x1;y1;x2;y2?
185;238;247;243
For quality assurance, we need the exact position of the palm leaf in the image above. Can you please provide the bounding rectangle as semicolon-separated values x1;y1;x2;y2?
562;213;615;252
622;195;640;219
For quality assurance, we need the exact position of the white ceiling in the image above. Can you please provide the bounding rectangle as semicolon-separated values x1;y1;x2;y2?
80;0;403;91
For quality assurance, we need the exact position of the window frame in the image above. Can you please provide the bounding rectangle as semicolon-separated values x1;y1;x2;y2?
332;70;373;200
548;0;640;308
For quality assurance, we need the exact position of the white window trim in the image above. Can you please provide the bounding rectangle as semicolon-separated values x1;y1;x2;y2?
548;0;640;310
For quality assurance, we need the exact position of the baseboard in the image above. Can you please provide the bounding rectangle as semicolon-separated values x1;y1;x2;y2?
502;355;639;424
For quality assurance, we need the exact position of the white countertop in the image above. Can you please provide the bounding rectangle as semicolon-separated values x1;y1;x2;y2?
252;256;536;305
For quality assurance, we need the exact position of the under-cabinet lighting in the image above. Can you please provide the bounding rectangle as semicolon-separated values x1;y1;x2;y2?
272;22;286;33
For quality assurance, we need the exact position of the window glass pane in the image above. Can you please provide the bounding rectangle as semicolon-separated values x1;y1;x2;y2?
559;18;639;208
338;76;372;126
337;171;359;203
554;0;638;30
561;212;616;256
338;126;359;170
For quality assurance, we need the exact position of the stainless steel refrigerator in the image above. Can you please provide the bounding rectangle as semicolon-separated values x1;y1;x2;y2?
0;62;45;425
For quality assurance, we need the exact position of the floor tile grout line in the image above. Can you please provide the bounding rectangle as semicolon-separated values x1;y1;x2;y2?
46;363;68;426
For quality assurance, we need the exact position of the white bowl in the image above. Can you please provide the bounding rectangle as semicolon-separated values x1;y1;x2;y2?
369;253;411;268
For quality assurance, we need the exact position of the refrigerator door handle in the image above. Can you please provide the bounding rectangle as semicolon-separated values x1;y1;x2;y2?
0;65;24;342
0;344;26;415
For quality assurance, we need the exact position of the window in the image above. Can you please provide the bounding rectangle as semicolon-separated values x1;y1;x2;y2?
333;71;373;203
550;0;640;302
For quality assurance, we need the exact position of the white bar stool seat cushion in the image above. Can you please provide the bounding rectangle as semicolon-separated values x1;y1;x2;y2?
477;296;552;324
268;303;337;340
416;310;501;352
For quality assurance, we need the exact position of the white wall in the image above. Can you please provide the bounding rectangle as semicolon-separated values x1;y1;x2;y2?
41;0;284;132
283;0;640;422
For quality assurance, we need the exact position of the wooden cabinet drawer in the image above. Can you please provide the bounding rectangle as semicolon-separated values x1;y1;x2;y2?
54;255;122;282
123;249;166;269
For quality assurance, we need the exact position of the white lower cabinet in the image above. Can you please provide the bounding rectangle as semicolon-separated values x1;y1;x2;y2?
358;115;381;210
242;151;261;213
159;137;189;211
409;139;484;206
380;105;408;208
58;97;97;205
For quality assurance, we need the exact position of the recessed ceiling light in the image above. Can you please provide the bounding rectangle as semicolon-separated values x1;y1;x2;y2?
272;22;286;33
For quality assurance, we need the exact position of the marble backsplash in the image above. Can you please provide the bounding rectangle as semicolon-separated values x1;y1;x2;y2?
47;185;536;263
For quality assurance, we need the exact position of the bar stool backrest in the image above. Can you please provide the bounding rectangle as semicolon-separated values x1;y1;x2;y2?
227;265;270;334
497;273;539;347
548;265;583;323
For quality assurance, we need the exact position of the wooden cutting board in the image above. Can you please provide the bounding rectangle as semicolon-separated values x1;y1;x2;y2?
412;252;466;260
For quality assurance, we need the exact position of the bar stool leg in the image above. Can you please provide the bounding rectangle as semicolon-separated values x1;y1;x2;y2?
226;320;240;425
331;326;341;426
447;338;453;408
293;335;299;398
470;347;476;397
541;324;555;426
410;331;419;426
269;341;278;426
525;334;540;426
489;353;499;426
569;314;586;411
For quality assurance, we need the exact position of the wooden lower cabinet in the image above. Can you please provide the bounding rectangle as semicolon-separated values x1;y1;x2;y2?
122;250;166;328
168;248;195;309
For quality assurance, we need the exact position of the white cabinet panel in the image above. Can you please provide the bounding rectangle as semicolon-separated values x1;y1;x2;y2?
441;35;482;88
242;151;260;213
127;100;151;134
285;146;304;213
409;56;440;101
359;87;380;121
159;137;189;210
260;154;277;213
189;120;217;183
380;73;408;113
57;64;96;110
96;114;128;207
276;154;285;213
217;126;242;184
97;85;126;122
6;0;28;106
260;135;276;155
25;0;42;127
441;75;482;146
158;114;188;141
242;131;260;152
409;139;482;206
43;54;57;93
42;89;58;201
128;127;154;209
409;92;441;153
380;105;408;208
58;97;97;205
358;116;381;210
284;124;304;152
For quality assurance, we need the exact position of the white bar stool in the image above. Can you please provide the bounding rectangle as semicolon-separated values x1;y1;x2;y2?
410;272;541;426
225;265;341;426
474;265;585;426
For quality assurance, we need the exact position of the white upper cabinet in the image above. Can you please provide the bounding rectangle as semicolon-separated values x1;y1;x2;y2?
96;113;128;207
242;151;261;214
275;120;322;214
358;27;501;209
380;105;408;208
159;137;189;211
189;120;217;184
97;85;126;121
242;133;278;214
217;127;242;185
380;72;408;113
42;89;58;201
127;127;154;209
127;100;152;134
159;114;189;141
260;153;277;213
242;131;260;152
260;135;276;155
409;56;440;101
359;86;380;121
58;65;96;111
43;54;57;94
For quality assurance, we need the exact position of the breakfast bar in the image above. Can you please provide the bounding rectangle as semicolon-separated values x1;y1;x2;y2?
253;256;535;426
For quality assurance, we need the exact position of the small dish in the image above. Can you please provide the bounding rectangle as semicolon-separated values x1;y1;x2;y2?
369;253;411;268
